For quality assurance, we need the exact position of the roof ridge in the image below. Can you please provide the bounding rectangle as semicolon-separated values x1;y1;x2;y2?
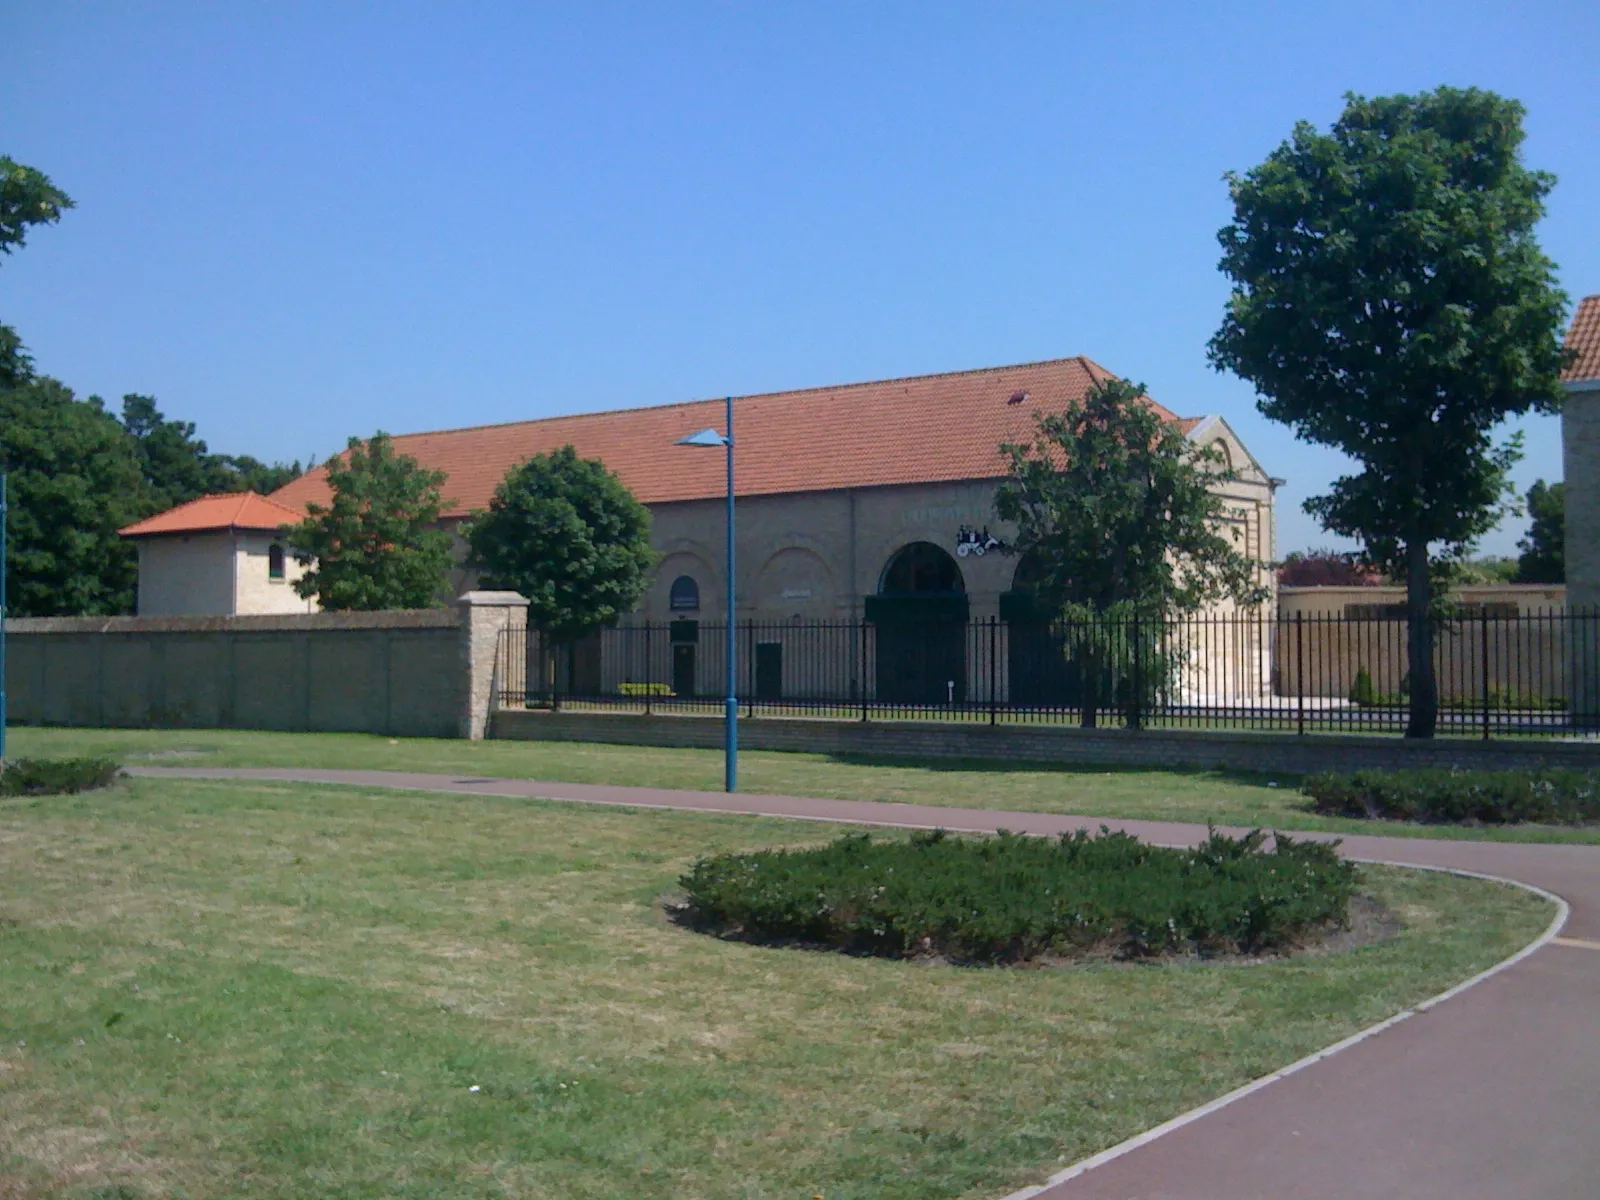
363;354;1108;444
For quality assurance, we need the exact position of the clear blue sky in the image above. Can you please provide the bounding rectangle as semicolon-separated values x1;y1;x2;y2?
3;3;1595;557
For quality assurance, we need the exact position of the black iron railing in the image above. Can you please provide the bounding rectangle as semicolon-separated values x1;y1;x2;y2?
493;608;1600;738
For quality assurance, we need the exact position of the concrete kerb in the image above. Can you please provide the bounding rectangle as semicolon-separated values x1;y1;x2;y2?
996;865;1571;1200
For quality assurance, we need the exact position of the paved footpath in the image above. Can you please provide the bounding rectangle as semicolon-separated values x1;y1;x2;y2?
133;767;1600;1200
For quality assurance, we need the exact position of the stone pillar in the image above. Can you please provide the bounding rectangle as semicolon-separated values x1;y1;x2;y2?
457;590;529;740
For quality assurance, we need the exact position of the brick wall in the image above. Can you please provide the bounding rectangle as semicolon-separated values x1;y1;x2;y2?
491;709;1600;774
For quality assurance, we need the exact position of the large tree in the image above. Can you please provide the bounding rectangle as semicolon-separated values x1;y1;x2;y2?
466;445;657;644
1208;86;1570;737
120;393;302;510
0;380;145;616
1;157;73;389
286;432;454;611
995;377;1266;726
1515;479;1564;584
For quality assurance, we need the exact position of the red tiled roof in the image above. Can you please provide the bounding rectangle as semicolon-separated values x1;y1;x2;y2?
1563;295;1600;384
118;492;304;538
269;356;1197;519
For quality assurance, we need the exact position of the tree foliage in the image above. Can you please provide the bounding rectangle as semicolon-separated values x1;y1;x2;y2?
1516;479;1564;584
1208;86;1570;736
0;379;145;616
1;156;73;392
995;378;1266;728
466;445;657;643
286;433;454;611
120;393;301;511
0;156;72;258
996;378;1266;619
1277;548;1386;587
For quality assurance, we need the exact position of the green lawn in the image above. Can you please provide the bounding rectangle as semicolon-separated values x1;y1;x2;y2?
8;725;1600;844
0;775;1553;1200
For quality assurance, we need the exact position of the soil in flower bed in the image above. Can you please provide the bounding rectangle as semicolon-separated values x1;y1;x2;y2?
675;827;1360;965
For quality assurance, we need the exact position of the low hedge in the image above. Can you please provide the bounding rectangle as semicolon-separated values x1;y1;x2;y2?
678;827;1357;963
0;757;122;797
1303;768;1600;826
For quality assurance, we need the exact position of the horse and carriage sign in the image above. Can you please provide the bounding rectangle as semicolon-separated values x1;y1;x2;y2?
954;525;1014;558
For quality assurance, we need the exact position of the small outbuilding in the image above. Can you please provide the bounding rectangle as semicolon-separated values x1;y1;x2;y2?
118;492;315;616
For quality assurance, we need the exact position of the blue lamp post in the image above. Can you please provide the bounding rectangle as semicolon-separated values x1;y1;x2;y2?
676;396;737;792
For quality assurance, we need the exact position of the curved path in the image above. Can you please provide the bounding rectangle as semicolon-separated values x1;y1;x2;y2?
132;767;1600;1200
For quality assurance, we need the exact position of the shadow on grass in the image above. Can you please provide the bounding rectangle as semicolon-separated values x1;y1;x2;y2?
820;750;1306;792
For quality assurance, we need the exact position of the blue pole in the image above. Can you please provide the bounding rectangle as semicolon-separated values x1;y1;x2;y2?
1;472;7;764
724;395;737;792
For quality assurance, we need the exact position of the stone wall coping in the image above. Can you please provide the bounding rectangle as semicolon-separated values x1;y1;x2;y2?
456;590;530;608
4;608;463;635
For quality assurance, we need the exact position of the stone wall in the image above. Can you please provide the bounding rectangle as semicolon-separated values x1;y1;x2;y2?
491;708;1600;775
4;592;527;739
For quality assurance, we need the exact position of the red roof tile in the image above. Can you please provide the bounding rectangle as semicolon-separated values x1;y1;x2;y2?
1563;295;1600;384
119;492;305;538
269;356;1197;519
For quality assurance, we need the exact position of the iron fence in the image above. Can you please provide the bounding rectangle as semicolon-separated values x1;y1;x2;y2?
494;608;1600;738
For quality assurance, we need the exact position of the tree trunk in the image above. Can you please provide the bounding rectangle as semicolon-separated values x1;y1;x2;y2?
1404;539;1438;739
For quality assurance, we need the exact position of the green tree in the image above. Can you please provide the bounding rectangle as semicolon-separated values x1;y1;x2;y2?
286;432;454;611
0;379;145;616
1208;86;1570;737
1;156;73;389
1516;479;1564;584
120;393;301;510
995;377;1267;727
466;445;657;644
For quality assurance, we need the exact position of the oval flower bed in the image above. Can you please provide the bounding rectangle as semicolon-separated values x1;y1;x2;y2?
678;827;1357;964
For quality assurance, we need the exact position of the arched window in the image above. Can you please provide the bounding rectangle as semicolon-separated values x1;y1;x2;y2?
878;542;964;595
669;575;700;611
268;543;286;580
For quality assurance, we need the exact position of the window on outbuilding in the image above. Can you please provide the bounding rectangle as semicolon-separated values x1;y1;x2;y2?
669;575;700;611
268;543;286;580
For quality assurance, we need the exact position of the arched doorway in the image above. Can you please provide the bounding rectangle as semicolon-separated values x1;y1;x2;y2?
866;542;968;705
1003;550;1079;706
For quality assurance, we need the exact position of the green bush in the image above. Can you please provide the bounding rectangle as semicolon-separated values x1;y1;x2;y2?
679;827;1357;963
0;757;122;797
1348;667;1377;706
1303;768;1600;826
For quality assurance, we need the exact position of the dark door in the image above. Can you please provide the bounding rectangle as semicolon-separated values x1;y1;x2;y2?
755;642;783;701
672;643;697;699
876;622;965;705
1008;623;1079;706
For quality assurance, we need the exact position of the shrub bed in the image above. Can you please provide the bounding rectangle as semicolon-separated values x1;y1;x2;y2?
678;828;1357;963
1304;768;1600;826
0;757;122;797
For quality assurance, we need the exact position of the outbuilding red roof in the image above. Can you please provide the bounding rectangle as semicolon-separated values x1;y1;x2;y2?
118;492;305;538
1563;295;1600;384
270;356;1199;519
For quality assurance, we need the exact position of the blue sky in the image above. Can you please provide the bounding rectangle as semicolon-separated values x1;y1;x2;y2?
3;2;1595;557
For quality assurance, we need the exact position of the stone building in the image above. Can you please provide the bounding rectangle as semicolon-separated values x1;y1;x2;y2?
1561;294;1600;721
132;356;1277;702
119;492;315;617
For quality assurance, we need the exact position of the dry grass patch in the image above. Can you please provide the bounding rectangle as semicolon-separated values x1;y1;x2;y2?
0;776;1553;1199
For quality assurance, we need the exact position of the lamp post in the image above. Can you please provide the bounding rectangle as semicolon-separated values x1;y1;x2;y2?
676;396;736;792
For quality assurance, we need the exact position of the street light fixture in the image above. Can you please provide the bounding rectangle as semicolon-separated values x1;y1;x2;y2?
675;396;737;792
